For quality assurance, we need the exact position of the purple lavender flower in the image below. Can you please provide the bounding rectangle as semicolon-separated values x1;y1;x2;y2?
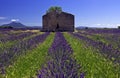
0;32;50;74
70;32;120;64
37;32;84;78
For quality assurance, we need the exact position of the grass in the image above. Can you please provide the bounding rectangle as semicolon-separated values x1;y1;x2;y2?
64;32;120;78
22;32;43;41
0;32;43;53
78;31;120;49
87;34;120;49
0;41;17;53
5;33;54;78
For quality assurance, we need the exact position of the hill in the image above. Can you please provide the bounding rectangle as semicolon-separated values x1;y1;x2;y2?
1;22;26;28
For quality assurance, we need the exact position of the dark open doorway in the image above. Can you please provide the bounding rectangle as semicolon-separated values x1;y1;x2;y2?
56;23;59;31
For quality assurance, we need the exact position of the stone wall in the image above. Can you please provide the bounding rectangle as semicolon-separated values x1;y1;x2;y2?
42;12;74;32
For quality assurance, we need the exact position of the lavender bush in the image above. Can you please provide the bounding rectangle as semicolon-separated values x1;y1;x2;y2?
37;32;84;78
0;32;36;42
71;32;120;64
77;29;120;49
0;32;50;74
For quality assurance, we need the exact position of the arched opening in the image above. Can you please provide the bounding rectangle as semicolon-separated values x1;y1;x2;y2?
56;23;59;31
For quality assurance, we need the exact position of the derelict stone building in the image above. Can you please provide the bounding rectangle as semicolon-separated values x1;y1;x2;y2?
42;9;74;32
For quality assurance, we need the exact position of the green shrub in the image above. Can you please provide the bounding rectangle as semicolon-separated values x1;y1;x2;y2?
46;6;62;14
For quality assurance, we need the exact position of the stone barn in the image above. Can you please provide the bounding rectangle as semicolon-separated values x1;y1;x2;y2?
42;7;74;32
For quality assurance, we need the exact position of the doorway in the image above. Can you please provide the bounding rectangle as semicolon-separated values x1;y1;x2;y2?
56;23;59;31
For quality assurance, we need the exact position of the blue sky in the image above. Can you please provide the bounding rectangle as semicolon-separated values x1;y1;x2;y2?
0;0;120;28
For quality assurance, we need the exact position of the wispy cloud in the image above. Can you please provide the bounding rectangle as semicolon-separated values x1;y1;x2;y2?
0;17;6;20
95;24;115;26
11;19;19;22
96;24;101;26
92;23;118;28
117;24;120;26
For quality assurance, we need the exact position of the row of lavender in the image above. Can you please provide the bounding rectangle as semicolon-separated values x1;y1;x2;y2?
0;29;12;35
0;31;36;42
0;28;40;41
37;32;84;78
78;29;120;34
77;31;120;49
77;29;120;50
0;32;50;74
0;32;38;54
70;32;120;64
0;29;24;38
101;34;120;49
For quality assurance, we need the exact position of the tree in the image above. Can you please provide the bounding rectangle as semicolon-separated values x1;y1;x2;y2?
46;6;62;14
0;26;13;29
118;26;120;29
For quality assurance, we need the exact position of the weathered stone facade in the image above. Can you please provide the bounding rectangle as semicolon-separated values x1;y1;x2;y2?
42;11;74;32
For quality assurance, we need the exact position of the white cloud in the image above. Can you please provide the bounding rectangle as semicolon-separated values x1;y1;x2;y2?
107;24;110;26
102;24;106;26
96;24;101;26
117;24;120;26
93;24;102;26
0;17;6;20
92;23;117;28
95;24;116;26
11;19;19;22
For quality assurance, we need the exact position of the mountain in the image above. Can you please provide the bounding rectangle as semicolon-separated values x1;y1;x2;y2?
76;26;100;29
76;26;88;29
1;22;26;28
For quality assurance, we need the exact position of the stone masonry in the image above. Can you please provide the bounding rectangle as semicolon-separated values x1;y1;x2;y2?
42;11;74;32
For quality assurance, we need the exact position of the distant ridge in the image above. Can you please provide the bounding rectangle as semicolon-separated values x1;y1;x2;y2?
76;26;101;29
76;26;88;29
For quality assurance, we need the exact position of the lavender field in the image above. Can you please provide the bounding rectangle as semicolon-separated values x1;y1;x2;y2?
0;28;120;78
